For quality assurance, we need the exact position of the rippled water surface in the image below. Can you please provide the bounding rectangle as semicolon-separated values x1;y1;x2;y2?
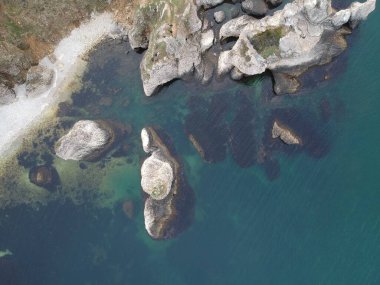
1;6;380;285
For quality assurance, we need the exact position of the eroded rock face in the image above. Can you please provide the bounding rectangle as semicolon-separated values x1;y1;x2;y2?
25;65;55;98
130;0;203;96
272;121;301;145
0;84;16;105
141;127;194;239
218;0;376;94
55;120;115;161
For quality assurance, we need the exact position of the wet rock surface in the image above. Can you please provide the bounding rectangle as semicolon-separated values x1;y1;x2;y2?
141;127;194;240
241;0;268;17
29;165;60;190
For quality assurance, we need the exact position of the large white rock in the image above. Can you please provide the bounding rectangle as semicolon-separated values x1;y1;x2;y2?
141;152;174;200
55;120;112;161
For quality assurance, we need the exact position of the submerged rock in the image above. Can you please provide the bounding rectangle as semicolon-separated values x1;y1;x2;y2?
25;65;55;98
185;95;229;163
229;95;257;168
0;84;16;105
218;0;376;94
141;127;194;239
29;165;60;190
55;120;116;161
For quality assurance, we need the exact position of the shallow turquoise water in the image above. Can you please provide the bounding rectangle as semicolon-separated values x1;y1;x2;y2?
1;4;380;285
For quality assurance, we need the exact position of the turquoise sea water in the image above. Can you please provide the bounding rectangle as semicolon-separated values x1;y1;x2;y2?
1;3;380;285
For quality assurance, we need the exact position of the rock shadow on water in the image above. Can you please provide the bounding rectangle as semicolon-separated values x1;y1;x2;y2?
185;93;230;163
229;93;258;168
265;108;330;159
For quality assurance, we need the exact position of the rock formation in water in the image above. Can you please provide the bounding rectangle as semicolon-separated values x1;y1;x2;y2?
218;0;376;94
127;0;375;96
55;120;116;161
272;121;301;145
141;127;194;239
29;165;60;190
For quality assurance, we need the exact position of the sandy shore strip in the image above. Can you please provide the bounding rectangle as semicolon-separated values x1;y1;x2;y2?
0;12;123;159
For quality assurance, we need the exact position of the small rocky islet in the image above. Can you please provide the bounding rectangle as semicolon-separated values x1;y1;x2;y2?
0;0;376;239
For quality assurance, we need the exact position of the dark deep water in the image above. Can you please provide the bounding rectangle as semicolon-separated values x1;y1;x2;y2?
1;5;380;285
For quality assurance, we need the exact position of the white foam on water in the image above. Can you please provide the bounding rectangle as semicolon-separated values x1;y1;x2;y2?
0;12;121;158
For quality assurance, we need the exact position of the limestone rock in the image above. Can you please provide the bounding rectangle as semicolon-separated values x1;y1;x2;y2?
0;84;16;105
218;0;376;94
141;127;194;239
201;29;215;52
242;0;268;17
272;121;301;145
26;65;55;98
134;0;203;96
214;11;226;23
141;152;174;200
55;120;115;161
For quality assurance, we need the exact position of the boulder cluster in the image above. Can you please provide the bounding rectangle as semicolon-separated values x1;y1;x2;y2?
141;127;194;239
127;0;376;96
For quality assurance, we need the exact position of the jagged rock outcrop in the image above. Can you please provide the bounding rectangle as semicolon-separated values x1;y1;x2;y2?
141;127;194;239
272;121;301;145
218;0;376;94
25;65;55;98
55;120;116;161
129;0;203;96
0;84;17;105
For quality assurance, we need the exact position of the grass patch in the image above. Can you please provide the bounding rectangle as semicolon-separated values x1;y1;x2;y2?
250;27;285;59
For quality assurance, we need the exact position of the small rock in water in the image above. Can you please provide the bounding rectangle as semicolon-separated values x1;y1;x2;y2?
214;11;226;24
272;121;301;145
29;165;60;190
